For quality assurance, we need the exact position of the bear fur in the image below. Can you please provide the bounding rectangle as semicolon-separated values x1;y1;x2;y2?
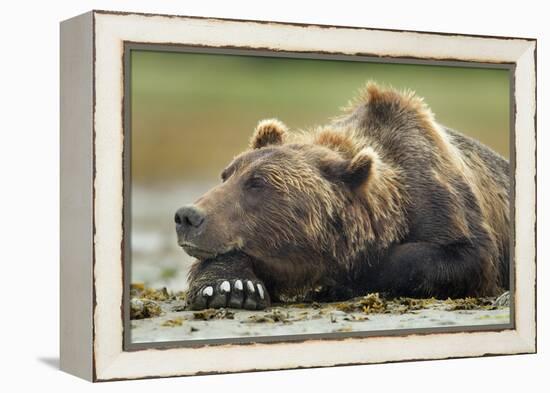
175;82;510;310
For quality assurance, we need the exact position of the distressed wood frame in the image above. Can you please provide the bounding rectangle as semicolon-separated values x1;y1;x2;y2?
60;10;537;382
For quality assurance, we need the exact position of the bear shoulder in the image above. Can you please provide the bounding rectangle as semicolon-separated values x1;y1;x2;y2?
333;82;455;161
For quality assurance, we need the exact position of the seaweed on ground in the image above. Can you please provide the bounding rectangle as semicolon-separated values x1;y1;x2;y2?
193;308;235;321
245;309;292;324
129;284;507;324
444;297;497;311
323;293;498;315
130;283;186;302
161;317;184;327
130;298;162;319
130;283;186;320
332;293;388;314
390;297;438;313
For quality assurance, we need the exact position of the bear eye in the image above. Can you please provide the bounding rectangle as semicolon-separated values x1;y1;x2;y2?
245;176;267;190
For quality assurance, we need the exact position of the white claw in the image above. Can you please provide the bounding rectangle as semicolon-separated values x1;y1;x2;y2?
257;284;265;299
247;280;255;292
202;286;213;297
234;280;243;291
220;281;231;293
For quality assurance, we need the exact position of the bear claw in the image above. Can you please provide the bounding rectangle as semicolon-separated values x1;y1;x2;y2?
188;279;270;310
220;280;231;293
257;284;265;299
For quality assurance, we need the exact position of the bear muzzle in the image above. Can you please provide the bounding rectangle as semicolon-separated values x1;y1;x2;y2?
175;205;233;259
175;205;205;230
175;205;208;255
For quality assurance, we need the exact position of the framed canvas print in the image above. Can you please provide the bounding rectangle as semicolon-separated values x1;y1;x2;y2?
60;10;537;381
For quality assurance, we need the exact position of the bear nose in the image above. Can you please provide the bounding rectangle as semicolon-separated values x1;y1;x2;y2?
175;206;205;229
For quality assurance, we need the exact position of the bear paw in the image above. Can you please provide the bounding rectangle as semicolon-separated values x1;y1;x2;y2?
187;279;271;310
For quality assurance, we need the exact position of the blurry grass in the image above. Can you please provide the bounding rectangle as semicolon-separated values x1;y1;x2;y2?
160;267;178;281
131;50;510;183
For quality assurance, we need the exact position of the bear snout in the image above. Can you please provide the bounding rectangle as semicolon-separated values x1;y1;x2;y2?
175;205;205;232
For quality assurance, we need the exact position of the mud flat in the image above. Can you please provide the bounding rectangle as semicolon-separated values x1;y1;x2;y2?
129;287;510;344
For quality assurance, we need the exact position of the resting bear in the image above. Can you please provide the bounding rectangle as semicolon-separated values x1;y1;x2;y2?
175;82;510;310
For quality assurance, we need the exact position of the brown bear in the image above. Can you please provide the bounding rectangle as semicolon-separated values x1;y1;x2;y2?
175;82;510;310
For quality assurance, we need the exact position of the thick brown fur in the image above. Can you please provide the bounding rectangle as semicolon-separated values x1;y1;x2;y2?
176;82;510;309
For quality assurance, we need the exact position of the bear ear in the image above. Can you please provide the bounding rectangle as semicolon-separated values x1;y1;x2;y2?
250;119;287;149
322;148;377;189
342;148;376;188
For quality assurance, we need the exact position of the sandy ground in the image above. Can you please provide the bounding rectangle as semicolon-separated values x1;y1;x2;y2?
130;291;510;344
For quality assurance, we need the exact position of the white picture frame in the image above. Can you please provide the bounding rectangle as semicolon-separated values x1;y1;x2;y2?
60;10;536;381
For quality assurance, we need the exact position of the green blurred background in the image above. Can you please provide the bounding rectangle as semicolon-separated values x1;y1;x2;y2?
129;49;510;292
131;50;510;184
